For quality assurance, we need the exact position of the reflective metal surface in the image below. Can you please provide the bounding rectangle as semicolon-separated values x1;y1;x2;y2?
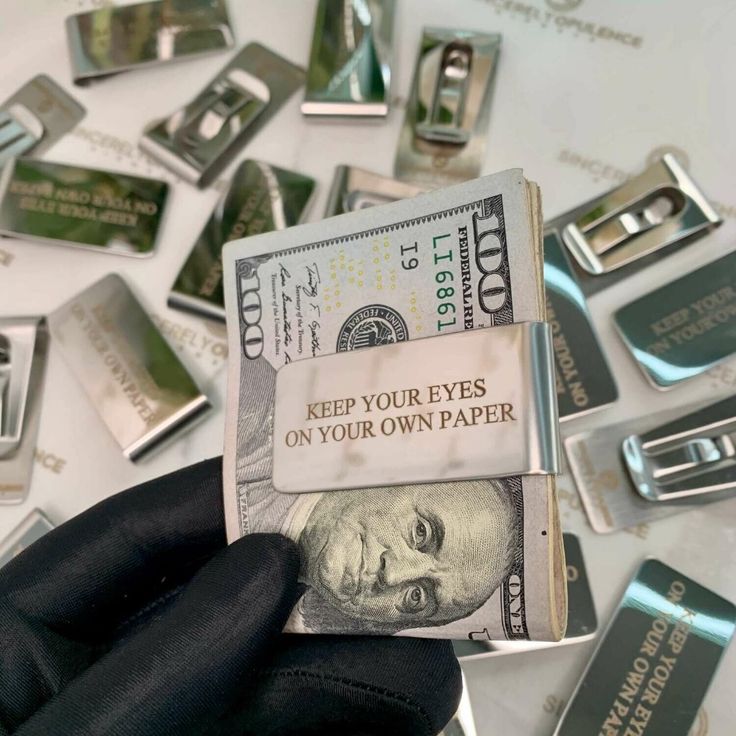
439;674;478;736
0;158;169;257
169;159;316;321
544;231;617;420
302;0;395;117
623;395;736;503
395;28;501;187
549;154;721;295
66;0;234;84
0;75;85;167
0;317;48;505
0;509;55;568
323;164;425;216
141;43;304;186
615;250;736;389
454;534;596;659
554;559;736;736
48;274;211;462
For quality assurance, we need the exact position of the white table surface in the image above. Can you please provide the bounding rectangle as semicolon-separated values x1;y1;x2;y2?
2;1;736;734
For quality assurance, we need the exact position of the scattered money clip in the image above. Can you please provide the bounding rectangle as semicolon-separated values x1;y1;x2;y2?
554;559;736;736
66;0;235;84
48;274;211;462
615;250;736;389
454;534;596;660
0;158;169;257
0;318;49;505
549;154;721;296
0;508;55;568
622;394;736;504
0;76;85;168
324;165;424;216
140;43;304;187
395;28;501;186
302;0;395;117
169;159;316;321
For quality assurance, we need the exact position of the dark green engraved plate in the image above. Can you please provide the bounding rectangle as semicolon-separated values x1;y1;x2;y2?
555;559;736;736
0;158;169;257
168;160;315;321
615;250;736;389
544;231;617;419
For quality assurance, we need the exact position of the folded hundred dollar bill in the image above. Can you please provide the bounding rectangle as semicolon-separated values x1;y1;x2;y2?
222;170;567;640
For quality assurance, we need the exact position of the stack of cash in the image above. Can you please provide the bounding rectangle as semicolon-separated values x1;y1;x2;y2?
221;169;566;640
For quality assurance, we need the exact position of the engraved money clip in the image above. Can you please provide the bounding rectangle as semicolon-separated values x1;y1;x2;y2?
395;28;501;186
0;76;85;168
623;395;736;503
140;44;304;187
324;165;425;216
66;0;235;84
0;509;55;568
0;318;49;505
48;275;211;462
549;154;721;295
169;159;316;321
302;0;395;117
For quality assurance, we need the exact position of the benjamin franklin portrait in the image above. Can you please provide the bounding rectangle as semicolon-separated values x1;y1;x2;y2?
237;356;521;634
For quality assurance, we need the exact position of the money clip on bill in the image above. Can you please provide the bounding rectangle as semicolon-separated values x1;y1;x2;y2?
623;395;736;503
272;322;560;494
140;43;304;186
0;76;85;168
549;154;721;294
0;318;49;505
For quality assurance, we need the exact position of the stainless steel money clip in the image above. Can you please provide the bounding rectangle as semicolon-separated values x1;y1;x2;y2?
302;0;395;117
550;154;721;295
66;0;235;84
394;28;501;186
0;76;85;168
0;509;55;568
140;43;304;186
0;318;49;505
623;395;736;503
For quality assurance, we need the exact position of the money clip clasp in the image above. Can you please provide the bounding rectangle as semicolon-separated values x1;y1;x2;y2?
562;154;721;276
623;398;736;502
0;105;44;168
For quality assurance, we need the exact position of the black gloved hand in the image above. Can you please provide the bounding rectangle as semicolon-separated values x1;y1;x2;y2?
0;458;461;736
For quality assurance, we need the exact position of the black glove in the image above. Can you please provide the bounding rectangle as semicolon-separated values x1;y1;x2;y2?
0;458;462;736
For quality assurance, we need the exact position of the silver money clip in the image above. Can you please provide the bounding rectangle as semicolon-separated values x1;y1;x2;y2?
140;43;304;187
551;154;721;295
0;76;85;168
302;0;395;117
0;509;55;568
394;28;501;186
0;318;49;505
66;0;235;84
623;395;736;503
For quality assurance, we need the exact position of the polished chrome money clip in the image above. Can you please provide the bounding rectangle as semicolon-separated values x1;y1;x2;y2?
0;509;55;569
302;0;395;117
140;43;304;186
550;154;721;295
623;395;736;503
66;0;235;84
0;76;85;168
394;28;501;186
0;318;49;505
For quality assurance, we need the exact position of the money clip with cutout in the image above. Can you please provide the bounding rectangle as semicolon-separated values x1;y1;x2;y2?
549;154;721;295
140;43;304;187
623;395;736;503
0;76;85;169
394;28;501;186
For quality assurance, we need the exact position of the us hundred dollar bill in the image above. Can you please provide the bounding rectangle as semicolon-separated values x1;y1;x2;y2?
222;170;566;640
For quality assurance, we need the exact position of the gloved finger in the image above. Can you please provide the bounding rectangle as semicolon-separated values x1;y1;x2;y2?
14;534;299;736
0;456;225;641
226;634;463;736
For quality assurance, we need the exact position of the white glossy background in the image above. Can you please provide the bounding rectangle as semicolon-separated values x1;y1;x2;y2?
1;1;735;734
